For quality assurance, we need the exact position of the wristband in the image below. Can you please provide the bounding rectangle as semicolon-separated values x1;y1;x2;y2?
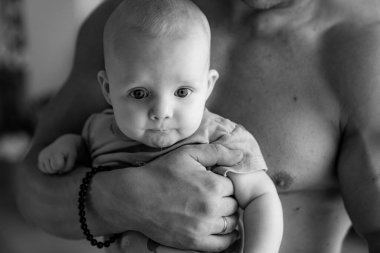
78;166;119;248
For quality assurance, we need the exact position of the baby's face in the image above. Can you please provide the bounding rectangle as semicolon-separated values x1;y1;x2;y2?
101;33;218;148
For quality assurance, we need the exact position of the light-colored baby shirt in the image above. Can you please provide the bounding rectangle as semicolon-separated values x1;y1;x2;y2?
82;108;267;175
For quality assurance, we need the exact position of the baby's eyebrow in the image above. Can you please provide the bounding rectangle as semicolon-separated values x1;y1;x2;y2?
178;80;202;87
121;80;151;87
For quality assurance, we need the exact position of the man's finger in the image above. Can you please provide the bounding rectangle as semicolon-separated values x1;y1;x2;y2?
212;213;239;235
215;196;238;216
187;143;243;167
202;171;235;196
196;231;240;252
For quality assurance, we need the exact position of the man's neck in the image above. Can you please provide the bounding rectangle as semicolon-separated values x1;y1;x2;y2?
231;0;333;36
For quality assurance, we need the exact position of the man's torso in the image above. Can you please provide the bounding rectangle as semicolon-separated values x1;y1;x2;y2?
102;0;380;252
192;0;380;252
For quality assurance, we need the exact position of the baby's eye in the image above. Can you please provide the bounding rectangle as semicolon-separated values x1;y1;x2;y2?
129;88;149;99
175;88;192;98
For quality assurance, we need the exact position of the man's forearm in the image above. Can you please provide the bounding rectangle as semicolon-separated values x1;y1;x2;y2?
16;144;112;238
16;142;243;251
365;231;380;253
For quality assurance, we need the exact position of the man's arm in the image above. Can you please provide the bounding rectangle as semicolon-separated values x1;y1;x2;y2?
325;23;380;252
16;1;240;250
29;1;117;144
16;0;118;236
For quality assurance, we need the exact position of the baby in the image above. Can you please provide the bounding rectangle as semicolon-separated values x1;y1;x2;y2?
38;0;283;252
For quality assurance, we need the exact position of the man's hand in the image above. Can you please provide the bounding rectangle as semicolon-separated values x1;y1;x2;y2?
107;231;202;253
91;143;242;252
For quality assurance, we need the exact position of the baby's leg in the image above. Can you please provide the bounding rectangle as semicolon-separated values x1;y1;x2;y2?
106;231;200;253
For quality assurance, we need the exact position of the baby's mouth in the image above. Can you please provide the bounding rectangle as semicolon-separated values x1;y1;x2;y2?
242;0;290;10
149;128;170;133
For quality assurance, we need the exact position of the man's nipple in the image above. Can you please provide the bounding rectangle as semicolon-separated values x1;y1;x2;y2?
269;171;295;190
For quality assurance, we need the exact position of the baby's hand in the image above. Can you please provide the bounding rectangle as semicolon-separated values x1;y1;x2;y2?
38;134;83;174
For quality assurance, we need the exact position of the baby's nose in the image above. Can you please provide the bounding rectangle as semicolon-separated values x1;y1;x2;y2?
149;101;173;120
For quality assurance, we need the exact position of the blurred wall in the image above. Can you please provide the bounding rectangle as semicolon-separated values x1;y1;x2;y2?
0;0;28;134
24;0;103;99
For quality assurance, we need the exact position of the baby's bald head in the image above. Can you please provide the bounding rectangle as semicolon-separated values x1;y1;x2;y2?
103;0;211;63
98;0;219;147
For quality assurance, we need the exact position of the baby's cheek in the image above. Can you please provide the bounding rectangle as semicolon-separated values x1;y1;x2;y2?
185;115;203;133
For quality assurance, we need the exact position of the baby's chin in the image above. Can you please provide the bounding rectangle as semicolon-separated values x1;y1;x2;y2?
142;135;179;149
148;140;174;149
139;128;197;148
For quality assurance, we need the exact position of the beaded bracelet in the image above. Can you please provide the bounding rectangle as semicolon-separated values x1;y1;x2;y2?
78;166;119;248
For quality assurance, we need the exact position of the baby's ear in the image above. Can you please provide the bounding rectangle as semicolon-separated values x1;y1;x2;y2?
206;69;219;99
98;70;112;106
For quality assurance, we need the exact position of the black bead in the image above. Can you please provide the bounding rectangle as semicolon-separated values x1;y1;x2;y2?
78;167;116;248
97;242;104;248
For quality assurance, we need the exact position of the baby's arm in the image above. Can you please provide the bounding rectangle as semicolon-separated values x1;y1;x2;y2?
228;170;283;253
38;134;84;174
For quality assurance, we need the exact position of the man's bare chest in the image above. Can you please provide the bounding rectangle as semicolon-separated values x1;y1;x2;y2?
207;35;342;193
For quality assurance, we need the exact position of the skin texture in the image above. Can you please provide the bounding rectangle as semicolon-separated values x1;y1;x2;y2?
17;3;241;251
38;12;283;251
99;34;216;148
16;0;380;252
37;2;283;252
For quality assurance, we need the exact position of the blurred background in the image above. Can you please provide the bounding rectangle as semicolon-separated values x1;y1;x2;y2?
0;0;369;252
0;0;102;252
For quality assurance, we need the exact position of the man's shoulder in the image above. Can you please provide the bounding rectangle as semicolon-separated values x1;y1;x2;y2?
325;19;380;44
321;18;380;82
321;19;380;127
